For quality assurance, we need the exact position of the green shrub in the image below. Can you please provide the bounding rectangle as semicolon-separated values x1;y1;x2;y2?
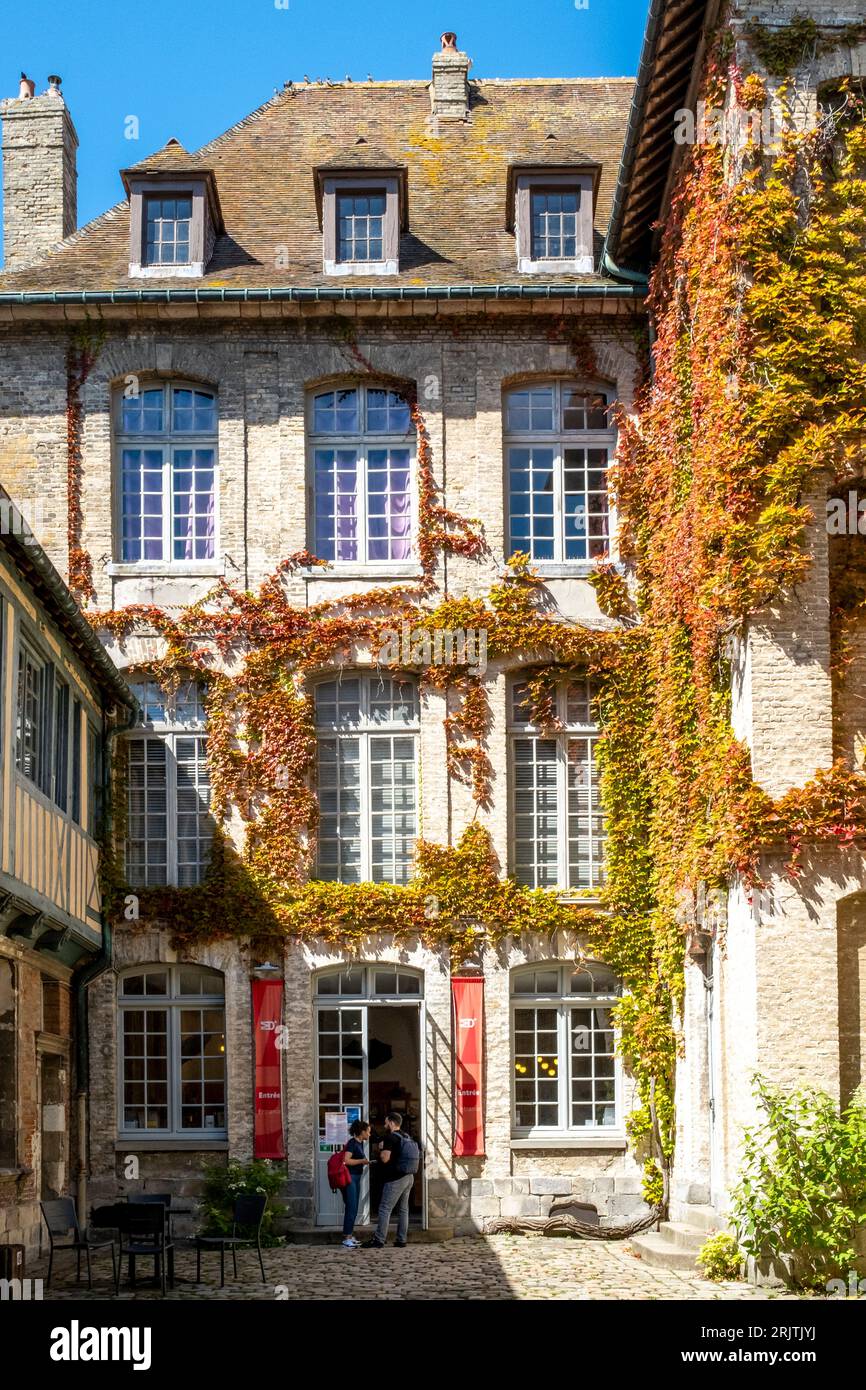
697;1232;742;1282
199;1159;287;1246
730;1078;866;1289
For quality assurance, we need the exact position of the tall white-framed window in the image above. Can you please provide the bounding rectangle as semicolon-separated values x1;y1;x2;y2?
117;964;226;1139
509;677;605;891
116;381;218;565
511;962;621;1136
504;381;614;564
308;385;414;566
314;673;418;884
125;679;211;888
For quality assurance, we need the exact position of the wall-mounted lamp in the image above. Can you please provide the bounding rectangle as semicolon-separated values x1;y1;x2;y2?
250;960;282;980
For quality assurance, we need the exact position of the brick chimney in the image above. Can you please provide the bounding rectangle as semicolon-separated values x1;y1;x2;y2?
431;32;470;120
1;73;78;271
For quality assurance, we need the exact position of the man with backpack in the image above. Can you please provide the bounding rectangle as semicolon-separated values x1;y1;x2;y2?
362;1111;419;1249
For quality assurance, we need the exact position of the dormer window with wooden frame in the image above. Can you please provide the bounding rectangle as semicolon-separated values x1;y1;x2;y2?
508;164;598;275
122;141;223;279
315;153;407;277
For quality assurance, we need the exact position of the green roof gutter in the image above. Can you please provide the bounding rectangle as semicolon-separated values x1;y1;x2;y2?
600;0;667;285
0;282;645;305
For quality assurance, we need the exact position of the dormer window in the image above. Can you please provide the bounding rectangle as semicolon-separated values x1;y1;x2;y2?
315;153;407;277
508;165;598;275
145;195;192;266
122;141;223;279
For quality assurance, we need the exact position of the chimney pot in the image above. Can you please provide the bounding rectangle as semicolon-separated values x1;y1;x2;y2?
47;74;62;94
18;73;35;99
441;32;458;50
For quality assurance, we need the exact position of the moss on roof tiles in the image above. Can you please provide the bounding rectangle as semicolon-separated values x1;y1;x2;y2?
0;77;634;291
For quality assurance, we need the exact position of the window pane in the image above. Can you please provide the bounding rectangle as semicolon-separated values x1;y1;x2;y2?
512;736;560;889
121;387;165;435
314;448;358;562
567;735;604;890
179;1005;226;1130
570;1006;617;1127
122;1008;169;1130
172;447;215;561
176;736;211;886
144;196;193;266
336;191;387;262
366;447;411;561
508;446;555;561
530;187;581;261
121;448;165;562
126;738;168;887
15;648;42;784
512;1004;561;1129
316;675;418;885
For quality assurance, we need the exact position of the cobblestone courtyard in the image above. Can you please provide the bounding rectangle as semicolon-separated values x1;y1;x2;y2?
36;1236;804;1301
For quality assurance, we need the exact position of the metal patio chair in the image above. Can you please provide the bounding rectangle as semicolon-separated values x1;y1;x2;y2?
195;1193;268;1287
41;1197;116;1290
114;1201;175;1295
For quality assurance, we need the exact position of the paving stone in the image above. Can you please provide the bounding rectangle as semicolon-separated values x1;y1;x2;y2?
32;1237;807;1303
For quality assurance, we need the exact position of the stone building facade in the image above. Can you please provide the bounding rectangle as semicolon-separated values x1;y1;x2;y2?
0;41;650;1236
1;4;865;1255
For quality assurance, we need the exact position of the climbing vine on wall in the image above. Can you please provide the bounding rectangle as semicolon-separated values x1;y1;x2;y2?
66;326;104;602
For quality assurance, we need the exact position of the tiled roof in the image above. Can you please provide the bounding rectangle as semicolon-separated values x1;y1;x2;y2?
0;77;634;291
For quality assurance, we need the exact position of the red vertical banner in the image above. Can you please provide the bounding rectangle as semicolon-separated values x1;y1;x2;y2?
452;976;485;1156
252;979;286;1159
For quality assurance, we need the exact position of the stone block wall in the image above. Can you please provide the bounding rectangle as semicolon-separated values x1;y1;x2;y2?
89;928;647;1235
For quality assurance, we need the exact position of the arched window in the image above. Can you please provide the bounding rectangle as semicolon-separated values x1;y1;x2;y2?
504;382;614;563
115;381;218;564
118;964;226;1139
314;673;418;884
511;962;621;1136
125;678;211;887
308;384;414;565
509;677;604;890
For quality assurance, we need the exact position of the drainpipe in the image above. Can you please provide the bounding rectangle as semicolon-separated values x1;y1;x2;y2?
601;250;649;288
74;697;138;1225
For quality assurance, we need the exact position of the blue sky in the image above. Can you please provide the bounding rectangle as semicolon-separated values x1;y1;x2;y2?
0;0;649;260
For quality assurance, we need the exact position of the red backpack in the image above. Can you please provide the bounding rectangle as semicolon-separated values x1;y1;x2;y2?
327;1149;351;1191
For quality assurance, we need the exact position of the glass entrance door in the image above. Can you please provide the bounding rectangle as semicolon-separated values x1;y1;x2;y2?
315;1005;369;1227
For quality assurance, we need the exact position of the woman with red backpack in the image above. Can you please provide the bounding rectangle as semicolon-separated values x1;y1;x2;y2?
333;1118;371;1247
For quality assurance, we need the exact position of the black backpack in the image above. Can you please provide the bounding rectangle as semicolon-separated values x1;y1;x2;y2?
393;1131;420;1176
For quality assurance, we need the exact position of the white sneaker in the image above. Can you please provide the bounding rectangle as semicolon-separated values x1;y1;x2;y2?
342;1237;360;1247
